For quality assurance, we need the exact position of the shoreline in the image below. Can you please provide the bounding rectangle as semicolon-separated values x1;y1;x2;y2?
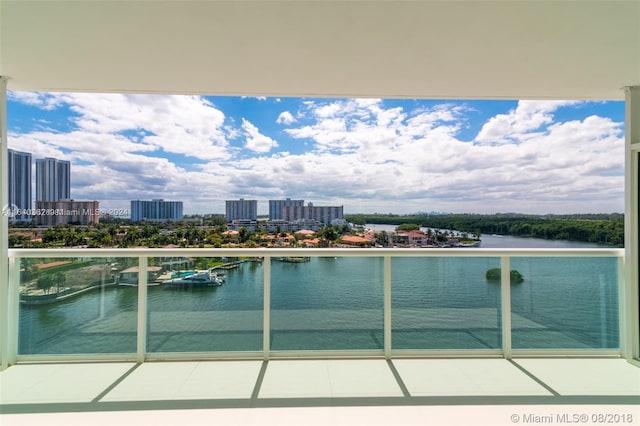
20;282;118;306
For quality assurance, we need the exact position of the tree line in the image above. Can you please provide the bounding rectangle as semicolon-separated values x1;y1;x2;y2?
8;221;353;249
345;213;624;246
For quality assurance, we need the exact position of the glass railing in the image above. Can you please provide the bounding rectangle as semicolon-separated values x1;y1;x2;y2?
392;257;502;351
511;257;619;350
147;256;264;353
17;256;137;356
4;247;624;363
270;256;384;352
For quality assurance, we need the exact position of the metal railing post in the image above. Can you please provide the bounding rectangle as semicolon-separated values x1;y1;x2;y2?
501;256;512;359
7;256;19;365
137;256;148;363
618;256;626;356
263;255;271;360
384;256;392;359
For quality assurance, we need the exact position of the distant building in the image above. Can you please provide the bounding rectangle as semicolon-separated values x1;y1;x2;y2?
7;149;32;222
263;219;295;233
130;199;183;222
269;198;304;220
290;218;323;231
281;202;344;226
227;219;258;232
263;218;323;232
339;235;372;247
118;266;162;285
225;199;257;222
35;200;100;226
36;157;70;202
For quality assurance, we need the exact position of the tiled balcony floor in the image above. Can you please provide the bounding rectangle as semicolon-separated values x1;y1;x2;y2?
1;358;639;425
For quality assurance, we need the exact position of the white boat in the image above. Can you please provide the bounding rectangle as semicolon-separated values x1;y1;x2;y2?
163;270;223;288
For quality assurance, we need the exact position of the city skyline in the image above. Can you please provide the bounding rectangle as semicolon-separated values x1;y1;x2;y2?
6;92;625;215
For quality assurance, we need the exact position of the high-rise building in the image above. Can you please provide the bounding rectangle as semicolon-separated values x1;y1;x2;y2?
35;200;99;226
36;157;70;202
130;199;183;222
281;202;344;226
269;198;304;220
225;199;257;222
7;149;32;221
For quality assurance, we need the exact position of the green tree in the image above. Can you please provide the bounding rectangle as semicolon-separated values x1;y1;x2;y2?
23;260;40;282
37;275;56;295
396;223;420;231
238;227;250;243
375;231;390;247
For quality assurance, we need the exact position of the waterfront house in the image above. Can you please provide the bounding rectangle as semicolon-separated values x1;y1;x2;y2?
118;266;162;286
339;235;373;247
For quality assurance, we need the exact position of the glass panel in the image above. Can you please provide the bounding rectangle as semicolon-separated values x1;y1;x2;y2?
270;256;384;351
18;257;137;354
392;257;502;349
511;257;619;349
146;256;263;352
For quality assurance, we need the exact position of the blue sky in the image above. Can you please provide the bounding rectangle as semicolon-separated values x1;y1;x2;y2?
7;92;625;215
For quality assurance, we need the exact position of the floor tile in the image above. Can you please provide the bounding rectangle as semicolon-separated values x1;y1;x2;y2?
101;361;262;401
258;360;333;398
515;358;640;396
258;359;403;399
327;360;403;397
0;363;135;404
393;359;551;396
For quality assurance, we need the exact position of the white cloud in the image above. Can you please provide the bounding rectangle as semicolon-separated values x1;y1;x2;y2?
474;100;581;145
61;93;231;161
7;92;624;215
7;91;63;110
242;118;278;153
277;98;623;214
276;111;296;125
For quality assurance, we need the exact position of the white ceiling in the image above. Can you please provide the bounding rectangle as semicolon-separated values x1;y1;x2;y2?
1;0;639;100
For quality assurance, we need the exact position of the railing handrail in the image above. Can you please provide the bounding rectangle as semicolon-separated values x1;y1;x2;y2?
7;247;625;258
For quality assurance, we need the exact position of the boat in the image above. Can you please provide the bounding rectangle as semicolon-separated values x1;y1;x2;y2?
163;270;223;288
170;270;197;278
275;256;310;263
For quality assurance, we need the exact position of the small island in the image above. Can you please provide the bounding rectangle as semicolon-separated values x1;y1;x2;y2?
485;268;524;284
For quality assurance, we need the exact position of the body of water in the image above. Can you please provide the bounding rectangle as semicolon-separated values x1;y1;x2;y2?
18;234;620;355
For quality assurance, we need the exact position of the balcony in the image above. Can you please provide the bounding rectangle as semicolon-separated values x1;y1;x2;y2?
1;247;638;423
2;2;640;422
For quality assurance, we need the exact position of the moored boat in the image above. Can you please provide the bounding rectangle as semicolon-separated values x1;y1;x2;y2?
163;270;224;288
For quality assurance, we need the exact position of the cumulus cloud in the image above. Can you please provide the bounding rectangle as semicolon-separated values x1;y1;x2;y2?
8;91;63;110
242;118;279;153
62;93;231;160
276;111;296;125
474;100;581;145
277;98;623;213
7;92;624;214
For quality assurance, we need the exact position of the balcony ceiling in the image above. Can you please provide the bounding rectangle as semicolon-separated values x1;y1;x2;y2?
1;1;639;100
